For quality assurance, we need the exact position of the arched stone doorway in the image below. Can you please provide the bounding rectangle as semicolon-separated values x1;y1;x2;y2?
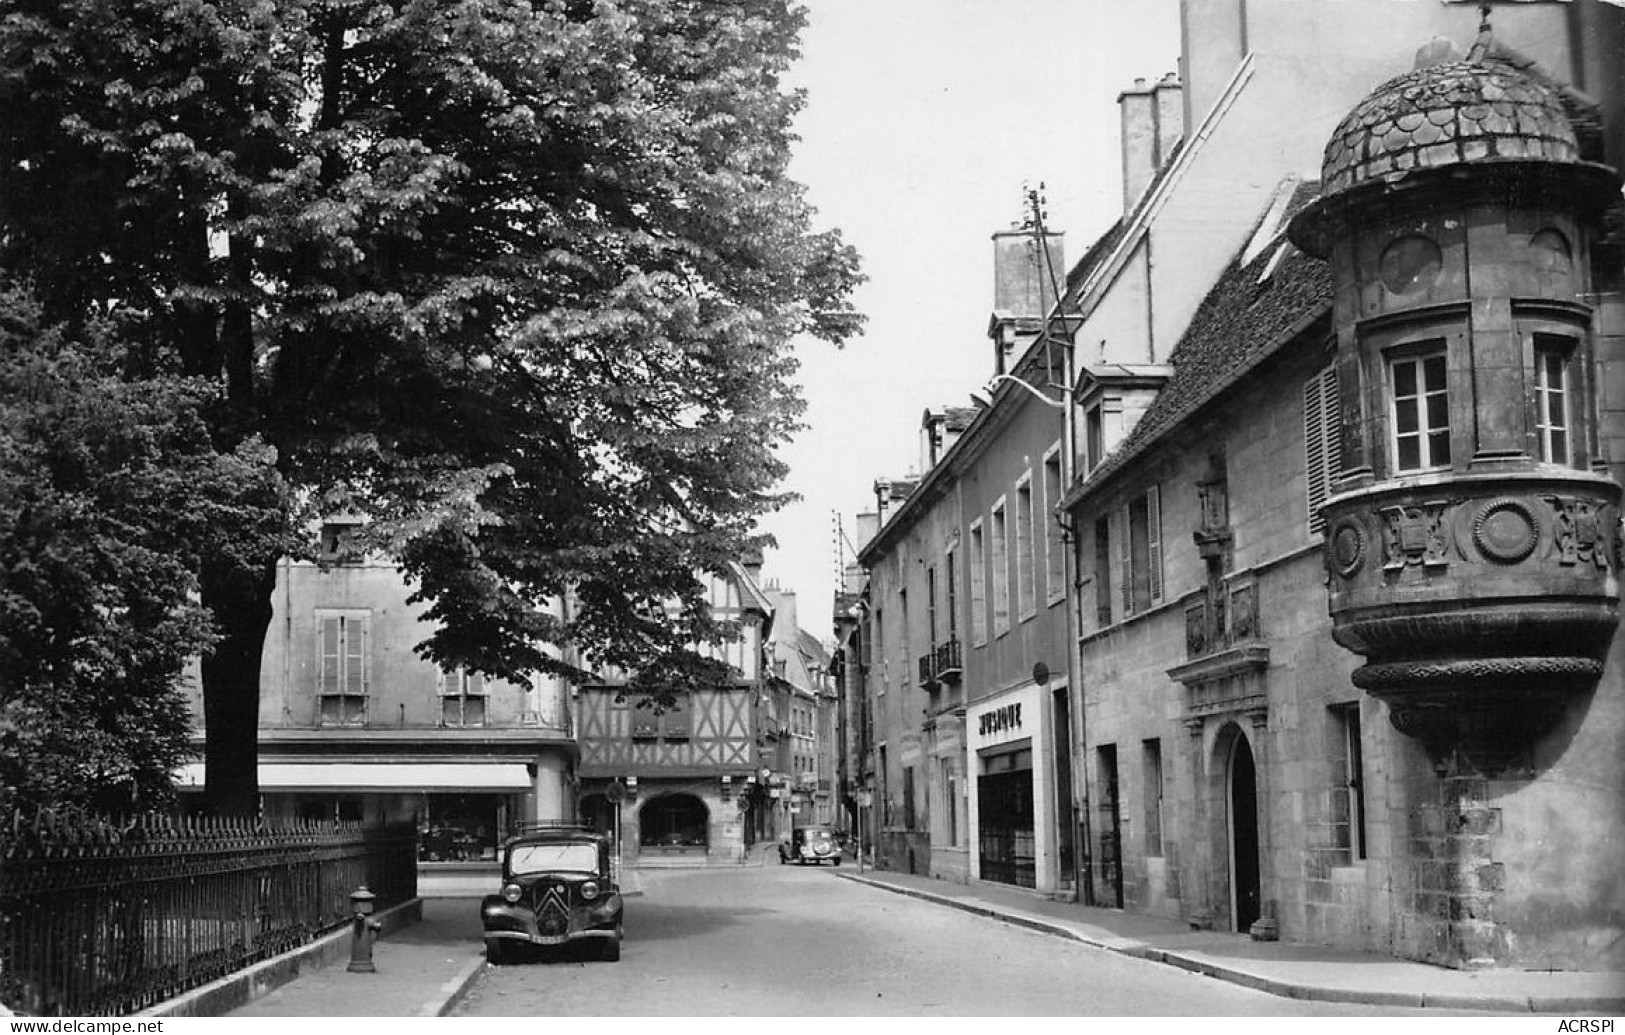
1226;728;1261;933
639;793;709;856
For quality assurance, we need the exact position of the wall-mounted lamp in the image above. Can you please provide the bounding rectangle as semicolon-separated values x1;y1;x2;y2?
975;373;1068;410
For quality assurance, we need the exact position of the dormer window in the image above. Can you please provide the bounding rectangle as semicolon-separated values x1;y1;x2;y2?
1073;362;1173;477
318;516;364;563
1084;403;1105;472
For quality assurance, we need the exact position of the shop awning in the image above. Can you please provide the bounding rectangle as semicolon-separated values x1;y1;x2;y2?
176;762;533;792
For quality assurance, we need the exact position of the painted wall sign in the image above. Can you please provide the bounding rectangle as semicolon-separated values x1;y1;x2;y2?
970;685;1041;750
978;702;1023;737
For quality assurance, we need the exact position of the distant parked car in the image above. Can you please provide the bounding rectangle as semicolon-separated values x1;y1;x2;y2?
778;824;841;866
480;828;624;963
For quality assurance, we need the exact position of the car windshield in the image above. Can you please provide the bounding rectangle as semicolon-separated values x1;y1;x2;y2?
508;842;599;875
803;829;832;841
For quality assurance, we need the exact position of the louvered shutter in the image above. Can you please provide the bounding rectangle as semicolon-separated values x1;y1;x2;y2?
319;615;339;694
1304;365;1340;535
345;616;368;696
1147;486;1163;604
1119;506;1133;614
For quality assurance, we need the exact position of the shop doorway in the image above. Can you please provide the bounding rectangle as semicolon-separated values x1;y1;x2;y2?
1229;734;1261;932
1096;744;1124;908
977;745;1035;888
639;793;709;855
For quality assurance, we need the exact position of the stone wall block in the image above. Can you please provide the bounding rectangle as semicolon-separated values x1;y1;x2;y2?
1449;919;1509;966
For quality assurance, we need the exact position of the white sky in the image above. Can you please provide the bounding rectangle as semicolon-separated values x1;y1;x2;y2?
756;0;1184;636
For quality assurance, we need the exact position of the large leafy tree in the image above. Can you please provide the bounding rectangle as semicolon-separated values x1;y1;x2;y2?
0;285;292;814
0;0;862;814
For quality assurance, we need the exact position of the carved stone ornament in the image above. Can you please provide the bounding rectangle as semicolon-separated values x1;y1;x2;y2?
1229;582;1258;641
1381;501;1452;572
1355;655;1604;694
1329;518;1367;578
1548;495;1610;570
1185;599;1209;657
1471;498;1539;564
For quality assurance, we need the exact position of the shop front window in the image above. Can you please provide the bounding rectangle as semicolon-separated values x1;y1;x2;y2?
419;793;505;862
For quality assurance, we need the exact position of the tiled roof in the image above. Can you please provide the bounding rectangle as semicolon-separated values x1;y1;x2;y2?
1320;55;1578;197
1076;180;1333;497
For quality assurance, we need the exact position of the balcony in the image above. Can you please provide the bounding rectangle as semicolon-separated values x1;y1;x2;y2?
933;638;963;683
1320;471;1620;771
915;638;964;688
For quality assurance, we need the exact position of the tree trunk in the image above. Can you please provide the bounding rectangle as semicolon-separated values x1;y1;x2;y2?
199;555;278;817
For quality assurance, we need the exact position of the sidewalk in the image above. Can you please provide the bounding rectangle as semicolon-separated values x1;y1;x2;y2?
834;865;1625;1013
225;899;486;1017
219;848;1625;1016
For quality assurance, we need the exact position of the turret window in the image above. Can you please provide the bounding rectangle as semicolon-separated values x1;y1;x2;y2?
1388;345;1451;471
1534;336;1573;465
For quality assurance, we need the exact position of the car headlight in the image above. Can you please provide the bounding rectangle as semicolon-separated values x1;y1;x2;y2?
502;883;522;904
580;881;600;900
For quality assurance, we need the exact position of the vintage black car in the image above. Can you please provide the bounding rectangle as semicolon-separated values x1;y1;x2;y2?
480;828;624;963
777;824;841;866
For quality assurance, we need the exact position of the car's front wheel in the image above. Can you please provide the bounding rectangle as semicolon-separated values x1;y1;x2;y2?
602;925;623;962
486;939;509;965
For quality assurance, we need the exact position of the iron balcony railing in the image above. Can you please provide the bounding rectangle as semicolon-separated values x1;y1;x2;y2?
917;638;965;688
933;638;963;683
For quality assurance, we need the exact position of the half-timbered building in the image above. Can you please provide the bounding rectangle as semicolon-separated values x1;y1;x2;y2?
574;563;773;864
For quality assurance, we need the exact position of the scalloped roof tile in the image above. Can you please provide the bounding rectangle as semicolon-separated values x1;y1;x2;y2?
1320;55;1579;195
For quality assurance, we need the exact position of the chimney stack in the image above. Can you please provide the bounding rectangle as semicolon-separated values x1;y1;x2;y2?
1119;71;1183;211
988;227;1065;375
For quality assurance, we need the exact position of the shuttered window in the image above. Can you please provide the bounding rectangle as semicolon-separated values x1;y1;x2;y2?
1122;487;1163;617
317;610;369;726
1015;477;1036;620
990;500;1010;636
438;668;487;727
1303;364;1341;535
1094;516;1113;627
969;521;987;647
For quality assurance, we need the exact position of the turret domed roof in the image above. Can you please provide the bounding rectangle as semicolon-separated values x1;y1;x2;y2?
1320;54;1579;197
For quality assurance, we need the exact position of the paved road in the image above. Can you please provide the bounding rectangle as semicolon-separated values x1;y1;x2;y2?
452;863;1509;1016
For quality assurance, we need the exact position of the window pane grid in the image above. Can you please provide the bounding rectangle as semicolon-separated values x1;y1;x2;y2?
1390;349;1450;471
1535;342;1571;465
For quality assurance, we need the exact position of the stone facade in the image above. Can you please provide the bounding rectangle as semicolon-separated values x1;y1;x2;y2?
1059;4;1625;969
181;550;576;872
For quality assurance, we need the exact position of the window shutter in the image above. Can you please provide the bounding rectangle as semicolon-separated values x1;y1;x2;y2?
1147;486;1163;603
1304;365;1339;535
319;615;340;695
347;617;369;695
1119;506;1133;614
662;694;691;739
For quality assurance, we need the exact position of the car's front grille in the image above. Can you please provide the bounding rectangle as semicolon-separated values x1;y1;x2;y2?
538;884;570;936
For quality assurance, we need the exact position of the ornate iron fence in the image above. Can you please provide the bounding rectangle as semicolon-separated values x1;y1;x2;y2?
0;810;417;1016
